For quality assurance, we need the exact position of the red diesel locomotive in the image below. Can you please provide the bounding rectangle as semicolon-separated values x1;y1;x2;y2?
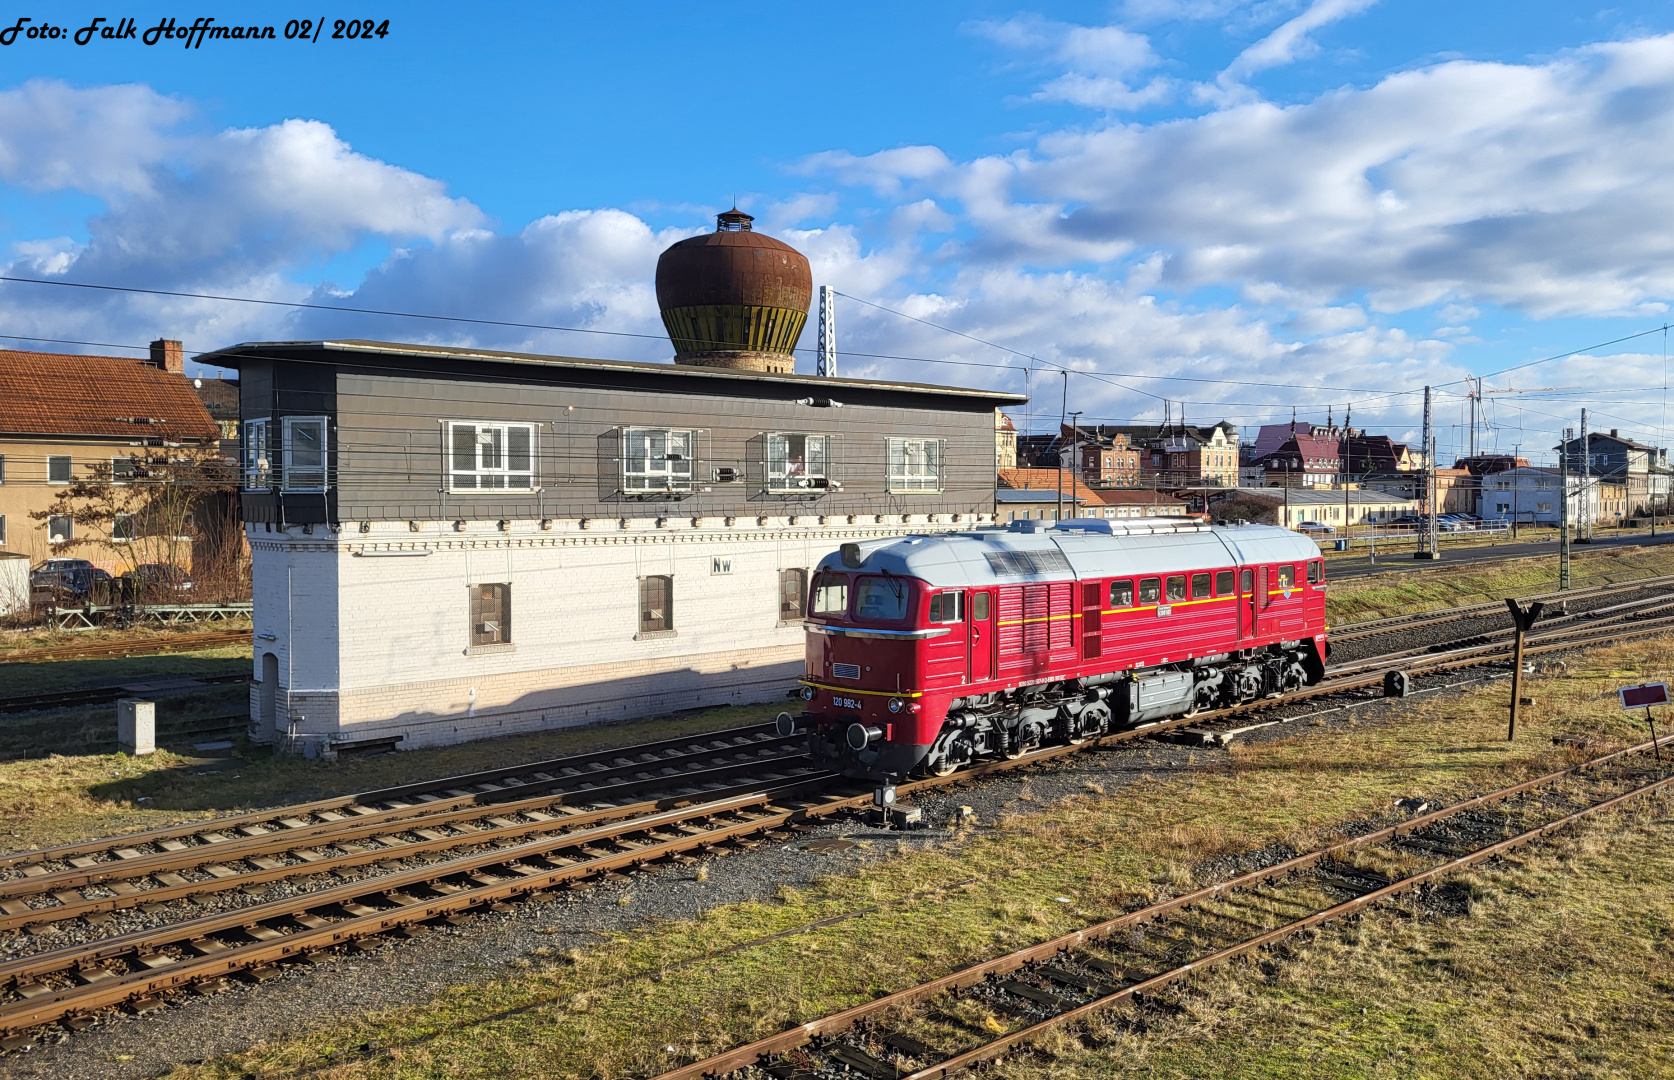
787;518;1328;782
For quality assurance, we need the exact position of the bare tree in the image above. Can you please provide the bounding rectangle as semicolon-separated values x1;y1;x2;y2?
31;448;238;602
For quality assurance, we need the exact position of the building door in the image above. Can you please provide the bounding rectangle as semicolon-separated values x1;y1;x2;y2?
1081;582;1102;661
260;652;279;742
968;590;994;684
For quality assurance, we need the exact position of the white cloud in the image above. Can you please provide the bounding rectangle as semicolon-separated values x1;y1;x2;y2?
1205;0;1378;102
974;15;1173;111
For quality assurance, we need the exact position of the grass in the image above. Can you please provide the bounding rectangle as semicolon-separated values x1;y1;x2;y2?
0;647;252;697
154;634;1674;1080
1325;543;1674;624
0;617;252;655
0;700;792;853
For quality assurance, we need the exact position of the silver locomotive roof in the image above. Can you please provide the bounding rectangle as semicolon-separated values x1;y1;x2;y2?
816;518;1321;588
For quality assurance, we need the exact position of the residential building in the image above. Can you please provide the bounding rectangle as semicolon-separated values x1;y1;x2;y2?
995;410;1017;470
1555;429;1670;516
0;341;221;566
1362;467;1476;515
996;487;1086;521
997;468;1190;519
206;337;1022;752
1481;466;1627;526
1056;425;1140;486
1236;487;1420;530
1258;432;1342;487
1069;421;1239;486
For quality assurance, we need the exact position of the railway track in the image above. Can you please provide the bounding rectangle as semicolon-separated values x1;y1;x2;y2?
0;630;251;665
649;733;1674;1080
1;608;1670;1048
1326;572;1674;643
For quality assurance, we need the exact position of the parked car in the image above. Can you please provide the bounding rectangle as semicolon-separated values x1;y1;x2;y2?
1386;515;1424;526
29;560;113;601
118;563;193;600
1294;521;1336;536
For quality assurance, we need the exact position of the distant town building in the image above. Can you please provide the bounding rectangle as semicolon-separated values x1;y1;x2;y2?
995;410;1017;470
1484;466;1627;526
1235;487;1420;529
1554;429;1670;516
996;467;1190;519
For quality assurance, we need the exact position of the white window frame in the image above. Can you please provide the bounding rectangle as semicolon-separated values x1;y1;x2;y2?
886;437;945;494
622;428;694;494
766;432;830;492
0;514;6;546
447;421;537;493
281;416;329;493
110;456;137;483
242;419;271;490
47;455;71;484
112;513;136;543
48;515;72;544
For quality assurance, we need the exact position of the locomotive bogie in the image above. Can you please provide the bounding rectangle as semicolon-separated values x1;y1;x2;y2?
798;520;1329;781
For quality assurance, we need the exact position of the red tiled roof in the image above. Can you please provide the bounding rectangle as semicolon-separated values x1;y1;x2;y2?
0;349;220;442
998;467;1103;502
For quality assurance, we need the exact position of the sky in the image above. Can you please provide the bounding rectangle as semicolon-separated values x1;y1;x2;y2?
5;1;1674;463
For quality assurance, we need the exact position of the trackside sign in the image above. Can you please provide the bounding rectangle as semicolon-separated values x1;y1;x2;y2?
1618;682;1670;710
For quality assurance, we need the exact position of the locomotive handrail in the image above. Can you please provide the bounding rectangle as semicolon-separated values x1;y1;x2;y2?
802;622;955;640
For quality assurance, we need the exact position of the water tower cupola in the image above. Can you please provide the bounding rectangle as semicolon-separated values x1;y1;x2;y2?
654;208;813;374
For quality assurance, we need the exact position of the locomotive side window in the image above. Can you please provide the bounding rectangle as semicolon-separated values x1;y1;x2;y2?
928;592;964;622
1216;570;1234;595
1277;565;1296;590
1166;575;1187;602
1138;577;1161;604
1110;580;1134;607
812;573;849;615
855;576;910;621
1240;568;1253;593
1191;573;1212;599
1307;560;1323;584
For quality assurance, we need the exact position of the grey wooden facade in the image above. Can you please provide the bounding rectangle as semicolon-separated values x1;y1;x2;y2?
200;340;1026;525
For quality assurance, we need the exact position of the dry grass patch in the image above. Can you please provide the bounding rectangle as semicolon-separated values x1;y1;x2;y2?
1325;544;1674;624
159;635;1674;1080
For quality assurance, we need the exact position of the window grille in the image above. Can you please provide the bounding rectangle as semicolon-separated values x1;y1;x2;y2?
48;456;71;484
766;433;829;491
623;429;694;493
281;416;328;491
448;421;535;491
886;437;944;493
243;419;271;489
779;568;807;620
470;583;510;647
639;575;673;633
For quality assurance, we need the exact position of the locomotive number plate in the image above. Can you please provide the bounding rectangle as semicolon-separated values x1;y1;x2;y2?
832;695;864;711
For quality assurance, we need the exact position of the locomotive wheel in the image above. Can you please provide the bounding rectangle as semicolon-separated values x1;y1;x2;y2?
929;755;960;777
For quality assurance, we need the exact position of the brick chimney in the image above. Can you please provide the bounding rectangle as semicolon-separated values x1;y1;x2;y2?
147;338;184;374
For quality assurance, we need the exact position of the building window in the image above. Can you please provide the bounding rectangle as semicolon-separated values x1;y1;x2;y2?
110;457;137;482
639;575;674;634
281;416;328;491
243;419;271;489
48;515;72;544
767;434;829;491
112;514;136;542
0;454;7;483
449;421;535;491
886;437;944;493
624;429;694;493
0;514;6;546
469;583;511;647
779;568;807;621
48;456;71;484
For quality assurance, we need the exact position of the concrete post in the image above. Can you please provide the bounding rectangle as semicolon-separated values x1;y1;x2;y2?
118;699;155;756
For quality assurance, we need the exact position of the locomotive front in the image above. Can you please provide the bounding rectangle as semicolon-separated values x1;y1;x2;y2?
791;542;955;781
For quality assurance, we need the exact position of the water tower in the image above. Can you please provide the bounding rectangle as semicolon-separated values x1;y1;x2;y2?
655;208;812;373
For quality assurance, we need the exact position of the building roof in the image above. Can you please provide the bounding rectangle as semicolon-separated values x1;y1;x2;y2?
198;339;1029;405
191;377;240;421
996;487;1086;504
0;349;221;442
997;467;1104;502
1094;488;1187;506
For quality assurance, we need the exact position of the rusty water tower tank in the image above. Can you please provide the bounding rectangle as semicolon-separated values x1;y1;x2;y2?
655;208;812;374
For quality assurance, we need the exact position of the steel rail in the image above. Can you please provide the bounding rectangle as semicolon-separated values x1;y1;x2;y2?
651;732;1674;1080
1326;572;1674;642
0;722;788;872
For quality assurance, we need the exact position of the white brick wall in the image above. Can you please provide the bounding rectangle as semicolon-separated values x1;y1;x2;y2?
249;514;992;751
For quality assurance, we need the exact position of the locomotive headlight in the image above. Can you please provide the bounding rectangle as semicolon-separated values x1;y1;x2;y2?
888;697;905;714
800;685;816;701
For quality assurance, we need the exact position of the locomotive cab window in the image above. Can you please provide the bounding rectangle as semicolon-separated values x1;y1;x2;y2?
1307;560;1323;585
1277;565;1296;590
855;576;910;621
812;573;849;616
1166;575;1187;602
1191;573;1212;599
1215;570;1234;596
928;592;963;623
1138;577;1161;604
1110;580;1134;607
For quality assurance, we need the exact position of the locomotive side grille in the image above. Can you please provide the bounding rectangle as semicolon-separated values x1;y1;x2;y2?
832;662;862;680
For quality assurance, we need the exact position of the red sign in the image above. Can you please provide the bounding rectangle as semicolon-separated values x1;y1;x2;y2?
1619;683;1670;709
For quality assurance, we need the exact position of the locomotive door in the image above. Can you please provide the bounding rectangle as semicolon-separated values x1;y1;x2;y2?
967;589;995;683
1257;565;1279;638
1239;567;1255;639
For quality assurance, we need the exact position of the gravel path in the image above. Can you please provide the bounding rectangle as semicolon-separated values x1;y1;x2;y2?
0;668;1521;1080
